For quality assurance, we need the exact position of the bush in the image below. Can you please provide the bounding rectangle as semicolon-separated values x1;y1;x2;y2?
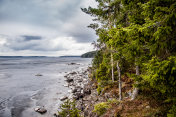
167;104;176;117
58;99;80;117
93;102;110;116
107;98;120;105
143;56;176;98
93;99;119;116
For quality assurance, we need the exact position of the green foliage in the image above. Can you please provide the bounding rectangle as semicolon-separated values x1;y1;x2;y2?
93;99;119;116
96;63;110;81
81;51;97;58
107;98;120;105
93;102;110;116
92;50;103;69
167;104;176;117
84;0;176;114
58;99;80;117
143;56;176;97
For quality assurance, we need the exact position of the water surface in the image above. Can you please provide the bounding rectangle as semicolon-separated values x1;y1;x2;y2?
0;56;92;117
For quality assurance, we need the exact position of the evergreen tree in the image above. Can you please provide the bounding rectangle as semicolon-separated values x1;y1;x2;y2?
83;0;176;114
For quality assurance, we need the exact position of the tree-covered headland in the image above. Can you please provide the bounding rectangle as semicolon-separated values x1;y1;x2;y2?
82;0;176;116
81;51;97;58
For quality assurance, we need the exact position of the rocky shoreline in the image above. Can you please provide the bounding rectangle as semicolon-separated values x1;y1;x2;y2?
59;66;133;117
60;67;106;117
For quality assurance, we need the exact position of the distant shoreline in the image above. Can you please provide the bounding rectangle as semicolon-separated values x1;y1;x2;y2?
0;56;81;58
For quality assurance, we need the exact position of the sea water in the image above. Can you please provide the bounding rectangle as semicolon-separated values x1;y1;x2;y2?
0;56;92;117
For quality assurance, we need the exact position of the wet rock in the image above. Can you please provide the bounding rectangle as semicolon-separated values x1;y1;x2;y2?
53;113;58;117
69;83;74;86
74;92;84;100
68;63;77;65
63;84;69;87
77;79;83;83
35;74;43;76
66;78;73;83
69;71;77;75
72;88;77;93
67;63;81;65
34;106;47;114
75;86;82;89
76;88;82;93
60;96;68;101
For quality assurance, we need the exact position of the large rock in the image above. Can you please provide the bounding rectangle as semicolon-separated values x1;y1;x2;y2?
72;88;77;93
66;78;73;83
83;88;91;95
60;96;68;101
35;74;43;76
34;106;47;114
77;79;83;83
68;63;80;65
74;92;84;100
69;71;77;75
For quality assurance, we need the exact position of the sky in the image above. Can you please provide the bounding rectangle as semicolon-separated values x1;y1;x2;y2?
0;0;97;56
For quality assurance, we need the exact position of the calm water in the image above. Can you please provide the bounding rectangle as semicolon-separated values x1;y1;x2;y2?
0;57;92;117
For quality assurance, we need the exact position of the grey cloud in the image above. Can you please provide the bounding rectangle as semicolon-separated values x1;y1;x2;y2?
70;30;95;43
0;0;96;43
0;0;96;56
22;35;42;41
0;0;82;28
1;35;66;51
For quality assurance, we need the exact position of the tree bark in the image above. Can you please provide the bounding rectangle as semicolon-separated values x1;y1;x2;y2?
131;65;139;100
117;61;122;101
111;52;114;82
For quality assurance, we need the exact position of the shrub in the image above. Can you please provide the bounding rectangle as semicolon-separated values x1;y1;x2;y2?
58;99;80;117
93;102;110;116
108;98;120;105
143;56;176;98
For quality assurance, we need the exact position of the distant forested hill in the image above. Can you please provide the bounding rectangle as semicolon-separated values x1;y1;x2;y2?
81;51;96;58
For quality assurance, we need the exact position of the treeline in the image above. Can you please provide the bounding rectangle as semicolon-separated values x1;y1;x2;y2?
81;51;97;58
83;0;176;115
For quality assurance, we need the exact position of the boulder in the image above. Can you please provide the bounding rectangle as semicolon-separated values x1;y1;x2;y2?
69;71;77;75
60;96;68;101
76;88;82;93
72;88;77;93
68;63;80;65
77;79;83;83
74;92;84;100
35;74;43;76
66;78;73;83
34;106;47;114
68;63;77;65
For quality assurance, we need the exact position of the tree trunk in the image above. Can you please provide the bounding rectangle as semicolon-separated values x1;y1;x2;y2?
117;61;122;101
131;65;139;100
111;52;114;82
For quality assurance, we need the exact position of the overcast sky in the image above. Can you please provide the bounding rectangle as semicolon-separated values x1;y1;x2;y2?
0;0;97;56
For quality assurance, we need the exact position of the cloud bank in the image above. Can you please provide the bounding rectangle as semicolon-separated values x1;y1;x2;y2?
0;0;97;56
